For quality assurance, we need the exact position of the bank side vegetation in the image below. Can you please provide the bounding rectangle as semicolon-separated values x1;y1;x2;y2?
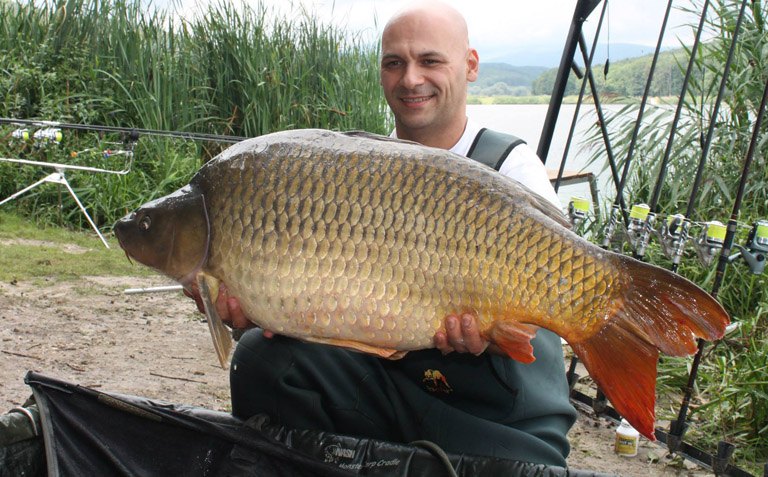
0;0;765;472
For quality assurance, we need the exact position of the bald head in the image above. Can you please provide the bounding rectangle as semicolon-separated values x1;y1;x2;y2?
382;2;470;51
379;2;479;149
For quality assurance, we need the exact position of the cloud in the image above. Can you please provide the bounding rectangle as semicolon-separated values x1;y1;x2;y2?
165;0;704;59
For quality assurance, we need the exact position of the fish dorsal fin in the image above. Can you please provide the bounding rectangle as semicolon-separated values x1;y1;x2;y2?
341;130;420;147
516;181;571;229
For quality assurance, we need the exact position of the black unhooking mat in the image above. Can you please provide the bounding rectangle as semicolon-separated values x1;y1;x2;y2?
9;372;615;477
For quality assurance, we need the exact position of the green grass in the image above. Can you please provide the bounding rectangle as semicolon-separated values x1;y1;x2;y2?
0;211;156;281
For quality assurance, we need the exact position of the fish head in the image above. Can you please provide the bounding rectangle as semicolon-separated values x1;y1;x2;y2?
113;185;210;285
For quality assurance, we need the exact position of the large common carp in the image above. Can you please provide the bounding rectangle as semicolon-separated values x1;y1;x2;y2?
114;129;729;440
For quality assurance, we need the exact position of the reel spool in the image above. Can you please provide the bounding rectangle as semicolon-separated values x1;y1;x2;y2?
694;221;726;267
568;196;590;229
11;128;30;142
625;203;654;253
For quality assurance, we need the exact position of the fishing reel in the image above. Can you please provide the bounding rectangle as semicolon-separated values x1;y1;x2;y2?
654;214;690;264
601;204;621;249
694;221;726;267
624;203;654;255
729;220;768;275
11;128;30;143
567;196;590;229
33;127;63;146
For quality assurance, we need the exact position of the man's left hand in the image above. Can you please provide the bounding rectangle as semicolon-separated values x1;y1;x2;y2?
434;314;494;355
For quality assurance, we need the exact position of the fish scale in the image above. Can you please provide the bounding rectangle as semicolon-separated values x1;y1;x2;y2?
114;128;729;440
221;141;544;342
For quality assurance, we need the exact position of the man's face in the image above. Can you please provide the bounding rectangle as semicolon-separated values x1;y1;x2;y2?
380;13;478;135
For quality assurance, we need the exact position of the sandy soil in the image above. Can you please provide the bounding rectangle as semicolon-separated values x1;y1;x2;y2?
0;270;711;476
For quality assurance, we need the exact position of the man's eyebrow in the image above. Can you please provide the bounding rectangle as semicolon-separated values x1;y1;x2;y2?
381;51;446;61
417;51;445;58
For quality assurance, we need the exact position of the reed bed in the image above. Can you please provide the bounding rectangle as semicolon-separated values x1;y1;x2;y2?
0;0;389;226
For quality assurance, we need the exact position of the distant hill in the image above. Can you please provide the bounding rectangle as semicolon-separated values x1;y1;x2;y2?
470;63;548;96
531;48;686;97
470;48;686;98
481;43;671;68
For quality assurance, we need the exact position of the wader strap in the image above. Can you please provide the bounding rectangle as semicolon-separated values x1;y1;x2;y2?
467;128;526;171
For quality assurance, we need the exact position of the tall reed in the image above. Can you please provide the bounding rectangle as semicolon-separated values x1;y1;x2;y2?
0;0;390;227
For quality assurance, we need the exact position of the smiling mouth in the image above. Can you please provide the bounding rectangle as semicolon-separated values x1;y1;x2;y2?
401;95;434;104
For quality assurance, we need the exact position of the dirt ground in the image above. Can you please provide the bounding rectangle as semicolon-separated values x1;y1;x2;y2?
0;270;712;476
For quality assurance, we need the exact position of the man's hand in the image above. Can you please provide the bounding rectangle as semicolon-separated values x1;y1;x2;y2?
434;314;501;356
183;283;268;335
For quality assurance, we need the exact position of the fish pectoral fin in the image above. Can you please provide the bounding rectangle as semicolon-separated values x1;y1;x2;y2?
488;321;540;364
196;272;233;369
302;336;407;360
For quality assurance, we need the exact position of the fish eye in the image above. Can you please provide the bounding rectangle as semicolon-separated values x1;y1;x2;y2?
139;215;151;231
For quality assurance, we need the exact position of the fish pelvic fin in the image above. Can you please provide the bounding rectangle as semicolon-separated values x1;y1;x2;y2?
569;256;730;441
196;272;233;369
487;321;540;364
302;336;408;360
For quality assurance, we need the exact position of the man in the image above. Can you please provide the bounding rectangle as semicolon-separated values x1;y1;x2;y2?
192;1;576;467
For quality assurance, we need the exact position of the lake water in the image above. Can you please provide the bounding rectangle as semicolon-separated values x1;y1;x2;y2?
466;103;623;208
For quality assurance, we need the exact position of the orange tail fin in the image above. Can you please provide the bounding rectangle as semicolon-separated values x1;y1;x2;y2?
570;256;730;440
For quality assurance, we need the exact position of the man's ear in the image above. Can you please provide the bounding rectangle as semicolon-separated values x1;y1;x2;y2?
467;48;479;82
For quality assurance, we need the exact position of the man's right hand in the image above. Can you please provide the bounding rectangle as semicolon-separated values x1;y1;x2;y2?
184;283;267;334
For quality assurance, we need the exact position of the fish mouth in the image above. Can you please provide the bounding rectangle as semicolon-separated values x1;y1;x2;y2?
112;215;131;250
112;214;136;264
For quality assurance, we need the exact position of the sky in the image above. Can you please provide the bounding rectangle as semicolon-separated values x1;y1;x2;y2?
170;0;706;65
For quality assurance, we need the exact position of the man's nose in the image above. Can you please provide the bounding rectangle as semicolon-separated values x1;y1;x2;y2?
401;65;424;89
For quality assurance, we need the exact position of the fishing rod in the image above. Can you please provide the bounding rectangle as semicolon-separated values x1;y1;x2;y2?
586;0;753;463
668;18;765;461
634;0;722;266
566;0;675;407
599;0;674;250
538;0;601;163
563;31;629;224
0;117;248;144
553;0;608;197
0;118;246;248
672;0;749;274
